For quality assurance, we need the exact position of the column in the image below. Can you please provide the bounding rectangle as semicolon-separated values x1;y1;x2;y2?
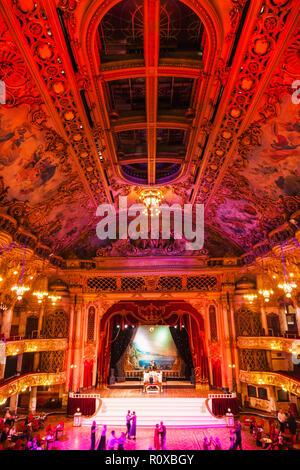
260;300;269;336
220;292;234;392
9;393;19;413
28;386;37;413
66;298;75;393
37;303;46;337
72;296;84;392
0;340;6;380
33;352;40;372
17;353;23;375
1;306;14;338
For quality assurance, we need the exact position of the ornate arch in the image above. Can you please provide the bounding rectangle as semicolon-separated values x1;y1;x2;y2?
97;300;209;389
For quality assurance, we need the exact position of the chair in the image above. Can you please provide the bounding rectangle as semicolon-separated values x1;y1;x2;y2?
46;423;52;433
260;419;265;428
32;419;39;431
55;421;64;439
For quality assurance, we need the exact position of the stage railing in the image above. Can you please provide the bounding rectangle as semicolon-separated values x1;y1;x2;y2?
208;393;236;399
69;392;101;399
125;371;182;379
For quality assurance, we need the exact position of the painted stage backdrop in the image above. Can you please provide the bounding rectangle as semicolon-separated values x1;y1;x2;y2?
122;325;183;372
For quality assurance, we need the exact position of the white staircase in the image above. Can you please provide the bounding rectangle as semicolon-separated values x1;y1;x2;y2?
82;397;227;428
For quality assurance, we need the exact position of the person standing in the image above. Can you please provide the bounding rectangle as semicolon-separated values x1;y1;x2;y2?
97;424;107;450
90;420;97;450
159;421;166;450
154;424;161;450
118;432;126;450
126;410;131;438
129;411;136;440
107;430;117;450
229;429;235;450
277;409;287;433
234;421;243;450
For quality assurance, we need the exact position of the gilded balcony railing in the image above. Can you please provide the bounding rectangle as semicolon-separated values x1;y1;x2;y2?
5;338;68;357
0;371;66;404
237;336;300;356
239;370;300;396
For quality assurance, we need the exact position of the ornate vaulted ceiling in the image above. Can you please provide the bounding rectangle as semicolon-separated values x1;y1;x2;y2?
0;0;299;259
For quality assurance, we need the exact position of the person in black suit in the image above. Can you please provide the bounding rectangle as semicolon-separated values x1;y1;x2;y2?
159;421;166;450
234;421;242;450
90;420;97;450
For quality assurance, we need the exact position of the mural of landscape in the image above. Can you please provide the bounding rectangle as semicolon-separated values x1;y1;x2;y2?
126;325;179;370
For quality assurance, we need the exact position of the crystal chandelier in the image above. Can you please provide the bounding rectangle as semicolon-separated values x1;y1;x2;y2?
11;285;30;301
48;295;61;306
11;246;29;301
258;289;274;303
278;243;297;298
258;259;274;303
243;293;258;304
139;188;164;217
33;291;49;304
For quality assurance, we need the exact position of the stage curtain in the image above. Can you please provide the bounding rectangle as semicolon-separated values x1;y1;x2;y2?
67;397;95;416
109;322;134;375
212;359;222;388
211;398;239;416
83;360;93;389
185;315;209;382
169;327;194;378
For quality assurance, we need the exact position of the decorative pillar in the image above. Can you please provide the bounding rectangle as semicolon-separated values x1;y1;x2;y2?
37;303;46;337
1;306;14;338
260;300;269;336
66;299;75;393
9;393;19;413
17;353;23;375
28;386;37;413
33;352;40;372
72;295;84;392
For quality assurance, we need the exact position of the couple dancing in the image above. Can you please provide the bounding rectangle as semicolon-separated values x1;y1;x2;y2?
126;411;137;440
154;421;166;450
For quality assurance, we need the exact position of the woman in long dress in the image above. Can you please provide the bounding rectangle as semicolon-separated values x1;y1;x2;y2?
97;424;107;450
129;412;136;440
154;424;161;450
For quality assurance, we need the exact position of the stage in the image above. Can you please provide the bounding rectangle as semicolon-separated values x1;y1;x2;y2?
79;391;228;428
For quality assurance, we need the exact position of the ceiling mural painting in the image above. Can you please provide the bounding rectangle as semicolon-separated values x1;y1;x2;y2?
0;0;298;260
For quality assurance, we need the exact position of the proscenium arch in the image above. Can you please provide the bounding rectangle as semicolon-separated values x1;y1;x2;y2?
96;300;209;388
79;0;223;185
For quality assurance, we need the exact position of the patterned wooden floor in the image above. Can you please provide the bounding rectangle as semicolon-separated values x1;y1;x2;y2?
45;415;260;451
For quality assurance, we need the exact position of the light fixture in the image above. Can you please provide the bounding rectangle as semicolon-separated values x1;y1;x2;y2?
244;293;258;304
258;259;274;303
258;289;274;303
278;243;297;298
11;285;30;301
33;291;49;303
139;188;164;217
48;295;61;306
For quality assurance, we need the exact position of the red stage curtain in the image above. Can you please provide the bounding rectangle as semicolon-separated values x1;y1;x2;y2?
83;360;93;389
185;315;209;382
67;397;95;416
212;359;222;388
211;398;239;416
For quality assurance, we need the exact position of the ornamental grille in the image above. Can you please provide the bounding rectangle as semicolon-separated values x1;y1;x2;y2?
209;306;218;342
187;276;218;291
87;276;117;291
85;275;218;293
43;310;69;338
87;306;95;343
121;277;146;291
39;351;65;373
239;349;268;372
156;276;182;291
235;307;262;336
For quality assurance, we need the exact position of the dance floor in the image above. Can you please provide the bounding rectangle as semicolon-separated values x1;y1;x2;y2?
44;415;259;450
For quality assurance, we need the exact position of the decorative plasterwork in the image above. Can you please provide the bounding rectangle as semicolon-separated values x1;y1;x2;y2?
0;372;66;403
239;369;300;397
237;336;300;355
5;338;68;357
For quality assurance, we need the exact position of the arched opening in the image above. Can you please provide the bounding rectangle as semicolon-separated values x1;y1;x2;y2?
97;300;209;389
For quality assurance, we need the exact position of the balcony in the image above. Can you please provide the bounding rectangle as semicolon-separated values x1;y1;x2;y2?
239;370;300;397
4;338;68;357
0;372;66;404
237;336;300;355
